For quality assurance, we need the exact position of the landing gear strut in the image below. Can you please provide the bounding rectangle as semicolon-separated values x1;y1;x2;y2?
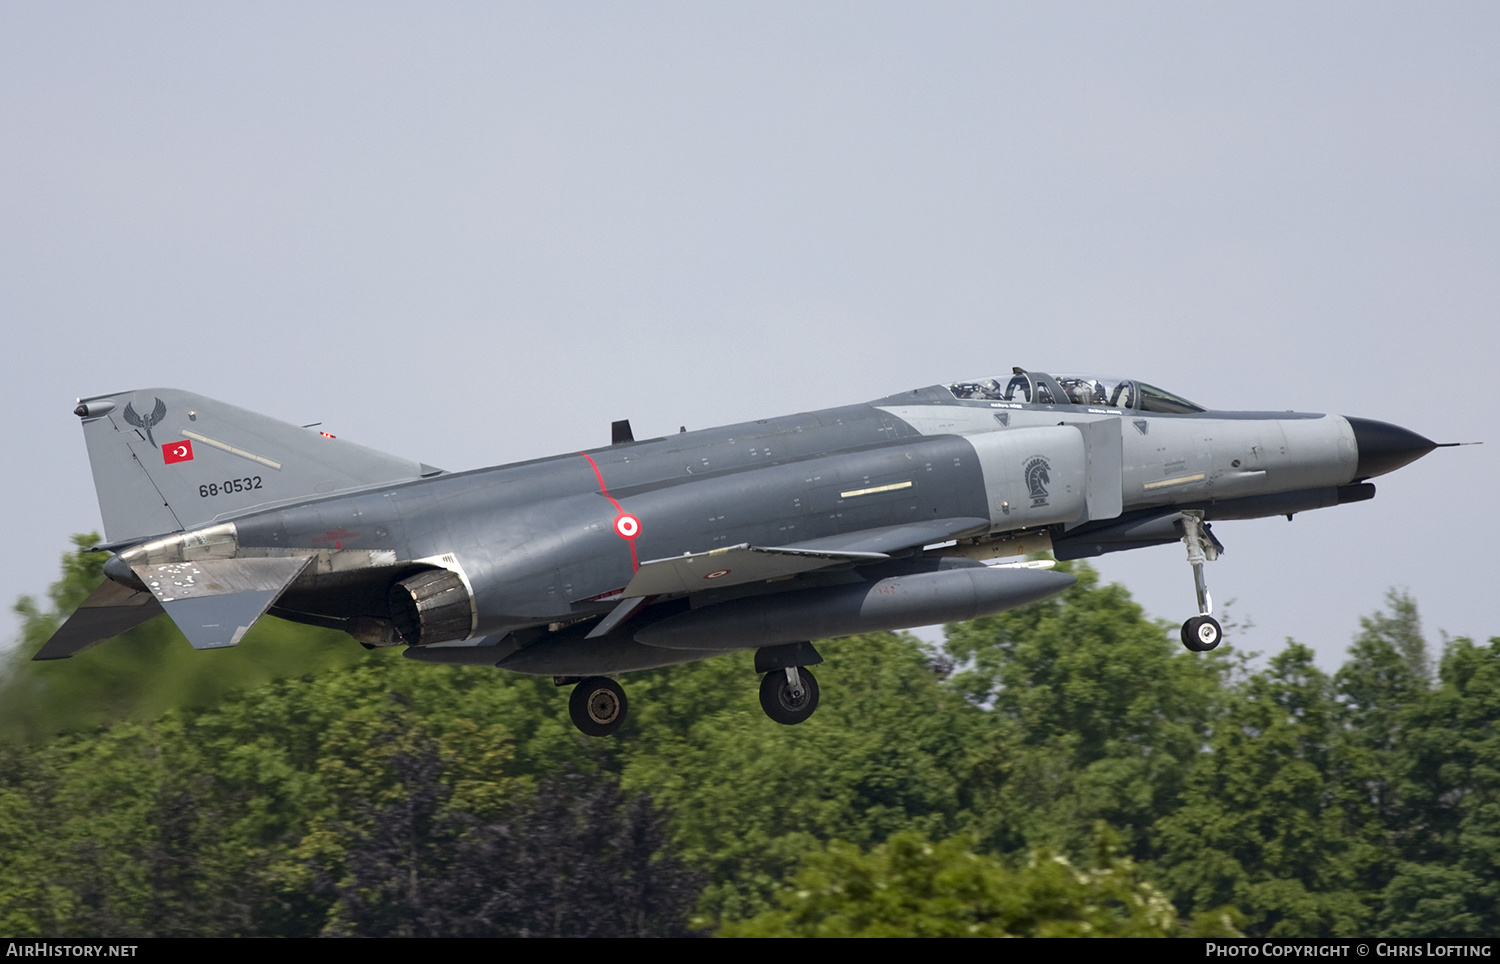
1178;510;1223;652
568;676;627;736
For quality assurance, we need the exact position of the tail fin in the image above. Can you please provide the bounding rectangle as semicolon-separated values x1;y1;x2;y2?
74;388;441;545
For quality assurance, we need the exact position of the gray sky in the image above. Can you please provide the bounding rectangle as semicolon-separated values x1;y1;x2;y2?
3;2;1495;671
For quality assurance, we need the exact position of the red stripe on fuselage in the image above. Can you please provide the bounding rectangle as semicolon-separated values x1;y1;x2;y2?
579;451;639;570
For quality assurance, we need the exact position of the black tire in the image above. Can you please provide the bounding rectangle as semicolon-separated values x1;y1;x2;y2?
759;667;820;725
569;676;628;736
1182;615;1223;652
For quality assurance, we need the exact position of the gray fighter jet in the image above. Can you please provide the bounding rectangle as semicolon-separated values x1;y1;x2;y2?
38;368;1440;736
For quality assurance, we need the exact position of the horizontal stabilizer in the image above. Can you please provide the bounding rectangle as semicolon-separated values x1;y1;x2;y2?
133;556;312;650
33;579;165;661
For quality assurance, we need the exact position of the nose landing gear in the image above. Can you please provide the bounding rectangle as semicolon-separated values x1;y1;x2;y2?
1178;511;1223;652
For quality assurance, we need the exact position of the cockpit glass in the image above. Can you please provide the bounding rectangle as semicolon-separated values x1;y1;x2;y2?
1133;382;1204;414
947;370;1204;413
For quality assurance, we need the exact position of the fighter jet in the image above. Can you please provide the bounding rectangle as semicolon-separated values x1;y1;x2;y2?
38;368;1440;736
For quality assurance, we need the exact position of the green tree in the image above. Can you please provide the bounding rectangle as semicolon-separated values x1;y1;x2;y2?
719;828;1239;937
1156;644;1373;936
1330;591;1436;907
1377;636;1500;937
944;564;1228;861
13;536;1497;939
1336;590;1434;791
324;760;701;937
617;631;986;920
0;650;697;937
1;535;365;743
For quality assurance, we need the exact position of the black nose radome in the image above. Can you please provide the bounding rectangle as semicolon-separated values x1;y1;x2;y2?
1345;416;1438;480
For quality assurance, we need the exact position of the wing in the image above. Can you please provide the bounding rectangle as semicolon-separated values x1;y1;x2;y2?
622;516;990;598
583;516;991;638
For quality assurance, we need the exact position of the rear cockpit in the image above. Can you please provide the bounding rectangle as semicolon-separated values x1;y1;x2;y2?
948;368;1204;414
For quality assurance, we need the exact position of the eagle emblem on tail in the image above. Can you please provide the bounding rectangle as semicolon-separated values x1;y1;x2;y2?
122;397;167;449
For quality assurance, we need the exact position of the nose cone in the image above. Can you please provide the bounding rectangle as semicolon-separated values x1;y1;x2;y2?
1345;416;1438;480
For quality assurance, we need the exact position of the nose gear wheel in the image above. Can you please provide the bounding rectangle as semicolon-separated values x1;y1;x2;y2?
1181;614;1223;652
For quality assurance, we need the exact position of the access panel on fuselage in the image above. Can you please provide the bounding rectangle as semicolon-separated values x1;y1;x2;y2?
965;426;1087;531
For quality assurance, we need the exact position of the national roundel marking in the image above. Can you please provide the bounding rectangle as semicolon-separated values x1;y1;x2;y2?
704;569;731;580
614;514;640;539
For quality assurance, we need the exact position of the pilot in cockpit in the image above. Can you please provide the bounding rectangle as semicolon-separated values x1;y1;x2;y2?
1056;376;1107;406
950;378;1006;400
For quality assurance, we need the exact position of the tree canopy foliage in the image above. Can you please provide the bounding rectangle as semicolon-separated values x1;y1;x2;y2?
1;539;1494;937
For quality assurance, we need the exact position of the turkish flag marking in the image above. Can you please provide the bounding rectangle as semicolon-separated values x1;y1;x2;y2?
163;440;194;464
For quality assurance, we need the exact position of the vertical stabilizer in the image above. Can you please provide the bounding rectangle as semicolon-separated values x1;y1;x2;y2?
74;388;439;544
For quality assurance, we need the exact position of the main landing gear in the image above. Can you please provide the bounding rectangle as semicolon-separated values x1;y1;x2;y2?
1178;510;1223;652
760;666;820;725
755;641;823;726
559;641;826;736
568;676;628;737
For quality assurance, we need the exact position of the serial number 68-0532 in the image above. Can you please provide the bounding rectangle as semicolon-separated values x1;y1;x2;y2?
199;477;262;498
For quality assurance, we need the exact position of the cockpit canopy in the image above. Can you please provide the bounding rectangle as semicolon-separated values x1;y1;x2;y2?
948;369;1204;414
